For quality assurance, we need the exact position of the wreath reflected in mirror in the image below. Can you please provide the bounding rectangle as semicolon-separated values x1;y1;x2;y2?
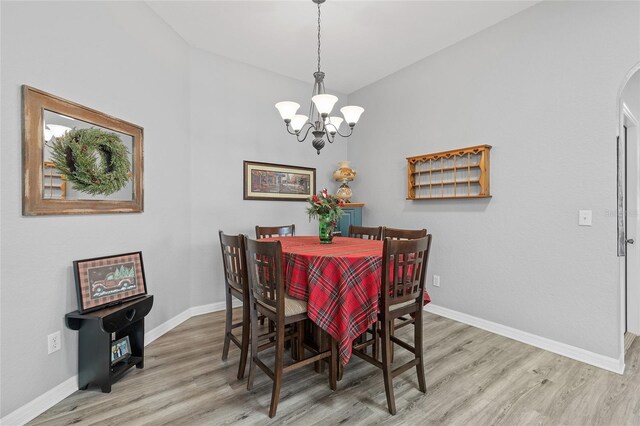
50;128;131;196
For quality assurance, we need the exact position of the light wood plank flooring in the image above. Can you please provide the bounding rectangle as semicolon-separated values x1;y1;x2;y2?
30;309;640;425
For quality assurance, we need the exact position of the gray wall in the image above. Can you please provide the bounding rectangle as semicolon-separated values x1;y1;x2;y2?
0;1;192;416
347;1;640;360
187;47;348;307
0;0;348;416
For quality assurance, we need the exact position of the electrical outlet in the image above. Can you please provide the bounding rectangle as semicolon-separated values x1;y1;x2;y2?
579;210;592;226
433;275;441;287
48;331;61;354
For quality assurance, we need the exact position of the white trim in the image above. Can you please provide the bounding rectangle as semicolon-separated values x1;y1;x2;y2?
189;299;241;317
0;300;238;426
145;307;193;345
424;304;625;375
0;376;78;426
618;61;640;370
624;102;639;127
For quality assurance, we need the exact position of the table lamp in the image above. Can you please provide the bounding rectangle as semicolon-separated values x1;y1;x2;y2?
333;161;357;203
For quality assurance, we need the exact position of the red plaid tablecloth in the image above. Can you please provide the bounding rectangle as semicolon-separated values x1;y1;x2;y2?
262;236;431;365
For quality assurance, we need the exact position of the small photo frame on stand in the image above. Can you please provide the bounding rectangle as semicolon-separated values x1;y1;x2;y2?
111;336;131;365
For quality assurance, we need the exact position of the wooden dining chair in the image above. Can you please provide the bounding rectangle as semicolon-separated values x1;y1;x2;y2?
348;225;383;240
351;235;432;415
255;224;295;239
218;231;251;380
244;237;337;418
382;226;427;241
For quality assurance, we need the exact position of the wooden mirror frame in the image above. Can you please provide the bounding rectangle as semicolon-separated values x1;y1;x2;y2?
22;86;144;215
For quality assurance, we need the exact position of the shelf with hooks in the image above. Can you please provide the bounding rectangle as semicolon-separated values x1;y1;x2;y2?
406;145;492;200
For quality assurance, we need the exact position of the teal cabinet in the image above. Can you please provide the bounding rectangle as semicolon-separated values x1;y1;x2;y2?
336;203;364;236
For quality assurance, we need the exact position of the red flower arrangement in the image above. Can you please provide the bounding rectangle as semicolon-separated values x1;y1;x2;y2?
307;187;344;221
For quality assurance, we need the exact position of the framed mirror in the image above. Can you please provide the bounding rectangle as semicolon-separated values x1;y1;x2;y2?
22;86;143;215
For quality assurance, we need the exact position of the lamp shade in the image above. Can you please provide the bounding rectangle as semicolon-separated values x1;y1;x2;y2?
326;116;343;135
46;124;71;137
311;94;338;115
340;106;364;126
275;101;300;121
290;115;308;132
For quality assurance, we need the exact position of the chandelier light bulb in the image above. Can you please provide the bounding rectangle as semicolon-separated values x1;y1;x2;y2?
275;101;300;122
326;116;343;135
340;106;365;126
290;115;309;132
311;94;338;116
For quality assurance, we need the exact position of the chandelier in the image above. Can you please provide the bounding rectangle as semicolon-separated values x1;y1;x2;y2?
275;0;364;155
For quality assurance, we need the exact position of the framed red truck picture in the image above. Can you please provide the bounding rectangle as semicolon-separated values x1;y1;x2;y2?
73;251;147;313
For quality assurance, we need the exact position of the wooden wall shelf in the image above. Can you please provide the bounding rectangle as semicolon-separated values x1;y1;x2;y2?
407;145;491;200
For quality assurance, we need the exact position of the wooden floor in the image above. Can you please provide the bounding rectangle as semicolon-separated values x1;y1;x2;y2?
30;309;640;425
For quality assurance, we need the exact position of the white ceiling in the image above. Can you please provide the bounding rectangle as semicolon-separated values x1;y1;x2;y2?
147;1;539;94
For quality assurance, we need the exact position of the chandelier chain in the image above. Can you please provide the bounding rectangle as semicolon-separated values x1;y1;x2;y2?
317;2;321;73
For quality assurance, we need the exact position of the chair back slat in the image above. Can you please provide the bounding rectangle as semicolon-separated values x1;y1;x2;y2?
382;227;427;241
348;225;383;240
244;237;284;312
255;224;296;239
218;231;248;294
381;236;432;310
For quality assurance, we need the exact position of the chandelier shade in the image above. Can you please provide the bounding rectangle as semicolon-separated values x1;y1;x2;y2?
340;106;365;126
275;101;300;121
325;116;343;135
290;115;309;132
274;0;364;154
311;94;338;115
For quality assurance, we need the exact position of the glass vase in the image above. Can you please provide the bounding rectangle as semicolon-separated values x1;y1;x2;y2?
318;214;334;244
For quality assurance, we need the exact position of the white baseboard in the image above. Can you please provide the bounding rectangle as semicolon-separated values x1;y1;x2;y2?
0;376;78;426
0;300;235;426
424;303;625;375
145;307;193;345
189;299;241;317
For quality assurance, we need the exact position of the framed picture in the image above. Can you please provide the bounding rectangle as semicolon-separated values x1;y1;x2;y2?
111;336;131;365
73;252;147;313
22;85;144;216
243;161;316;201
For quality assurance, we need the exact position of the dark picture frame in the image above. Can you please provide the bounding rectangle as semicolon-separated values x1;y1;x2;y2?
111;336;132;365
73;251;147;313
243;161;316;201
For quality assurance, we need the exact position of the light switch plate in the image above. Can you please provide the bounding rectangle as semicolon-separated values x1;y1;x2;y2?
579;210;592;226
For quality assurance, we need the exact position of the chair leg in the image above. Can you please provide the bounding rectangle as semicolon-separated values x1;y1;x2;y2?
247;304;258;391
316;327;326;373
268;320;275;342
222;291;232;361
329;336;337;391
373;321;379;361
415;309;426;393
297;320;305;361
390;321;395;363
237;300;250;379
269;320;286;418
381;319;396;415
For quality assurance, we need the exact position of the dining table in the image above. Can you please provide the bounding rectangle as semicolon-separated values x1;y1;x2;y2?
261;235;431;366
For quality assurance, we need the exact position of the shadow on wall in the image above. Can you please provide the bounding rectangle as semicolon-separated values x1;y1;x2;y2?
403;198;492;214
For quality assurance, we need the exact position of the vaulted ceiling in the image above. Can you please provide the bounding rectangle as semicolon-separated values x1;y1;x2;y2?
147;1;539;94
